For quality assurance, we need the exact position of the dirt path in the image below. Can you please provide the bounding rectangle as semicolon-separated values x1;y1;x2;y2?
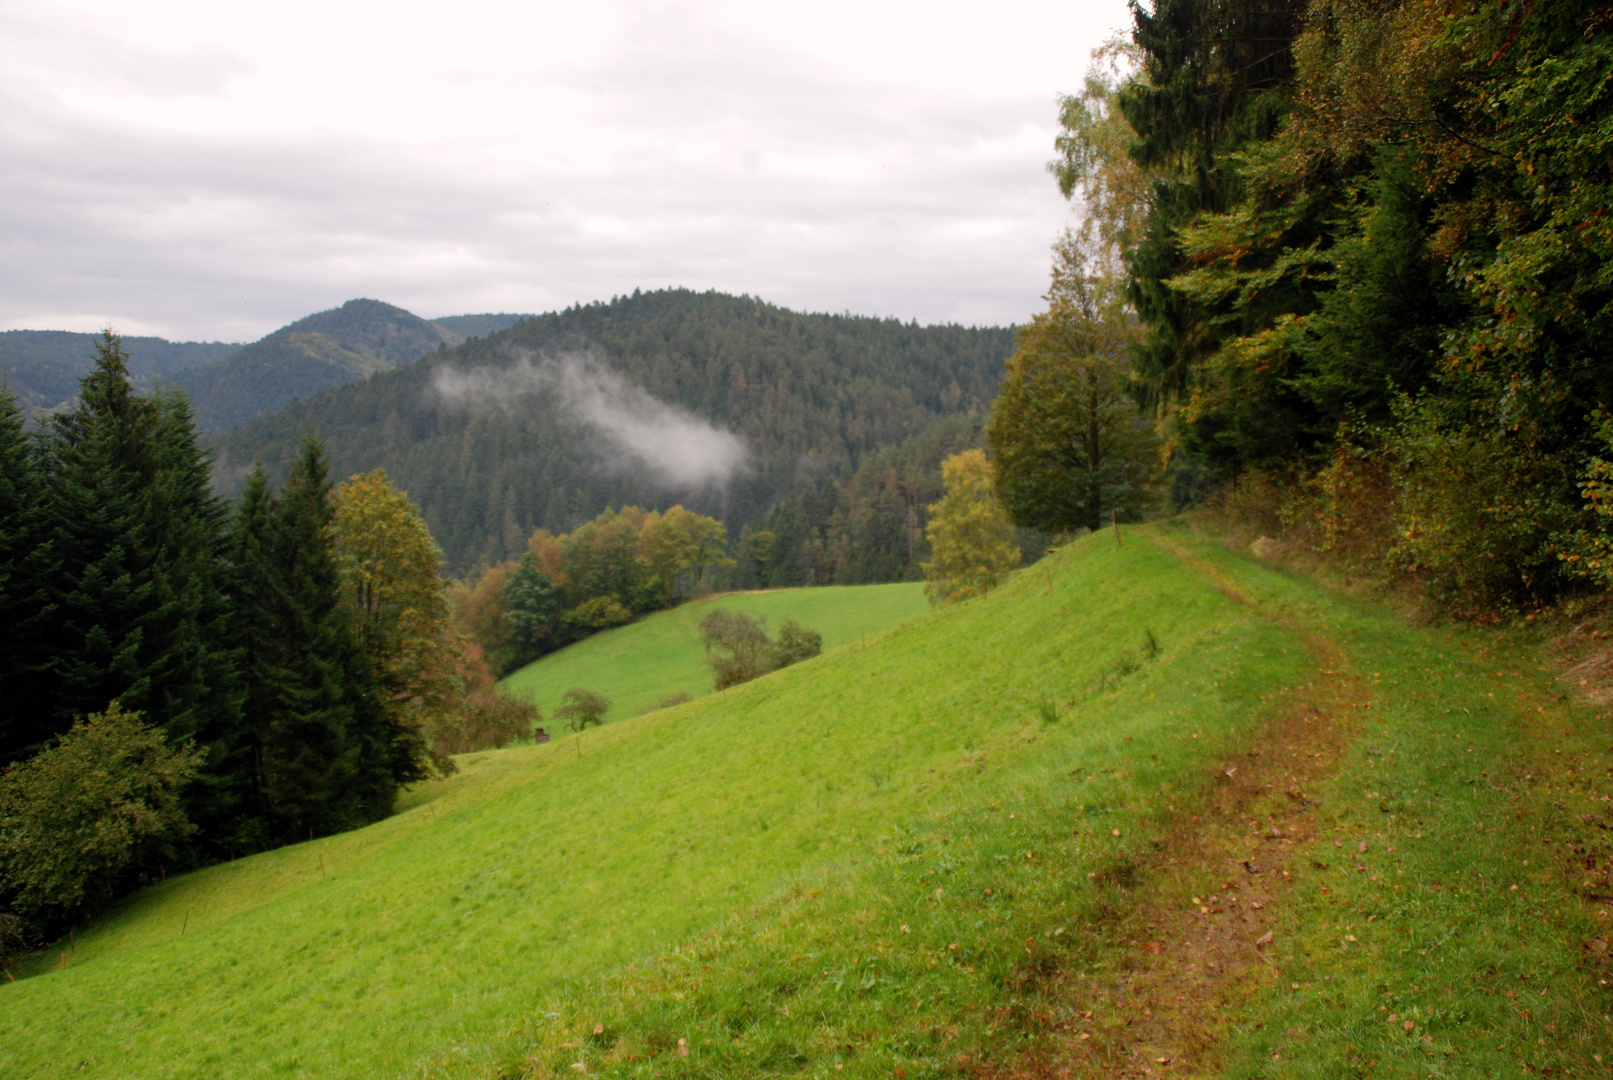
1001;543;1369;1078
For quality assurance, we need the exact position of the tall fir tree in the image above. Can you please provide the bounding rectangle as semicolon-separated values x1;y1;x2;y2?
0;384;58;763
246;436;396;840
225;464;284;851
39;333;244;848
42;331;162;732
146;390;246;847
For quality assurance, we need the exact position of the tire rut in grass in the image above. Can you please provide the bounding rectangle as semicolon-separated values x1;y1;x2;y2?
987;544;1367;1078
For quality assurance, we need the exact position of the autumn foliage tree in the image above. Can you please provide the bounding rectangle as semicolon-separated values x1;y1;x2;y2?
987;246;1159;535
921;450;1020;606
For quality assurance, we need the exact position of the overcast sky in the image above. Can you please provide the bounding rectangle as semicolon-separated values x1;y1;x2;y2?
1;0;1131;342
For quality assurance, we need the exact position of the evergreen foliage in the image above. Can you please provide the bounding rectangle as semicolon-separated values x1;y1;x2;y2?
1077;0;1613;607
0;330;238;415
502;552;561;670
38;334;243;798
244;437;399;840
177;299;457;432
0;385;57;763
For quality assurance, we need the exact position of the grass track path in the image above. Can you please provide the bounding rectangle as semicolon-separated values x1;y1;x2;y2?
1028;529;1613;1078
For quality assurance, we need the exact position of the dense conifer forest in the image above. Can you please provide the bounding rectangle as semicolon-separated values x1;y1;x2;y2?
1065;0;1613;609
215;289;1016;574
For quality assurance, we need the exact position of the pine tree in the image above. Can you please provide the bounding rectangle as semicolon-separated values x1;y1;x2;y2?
251;436;394;839
0;385;58;763
39;334;245;847
144;390;245;847
42;331;163;731
225;464;284;851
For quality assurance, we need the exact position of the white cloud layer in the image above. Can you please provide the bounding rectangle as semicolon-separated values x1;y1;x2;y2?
0;0;1130;340
433;351;751;490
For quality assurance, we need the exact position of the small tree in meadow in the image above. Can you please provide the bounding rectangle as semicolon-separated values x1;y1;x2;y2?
554;689;611;732
921;449;1021;606
700;610;823;690
700;610;776;690
772;619;823;668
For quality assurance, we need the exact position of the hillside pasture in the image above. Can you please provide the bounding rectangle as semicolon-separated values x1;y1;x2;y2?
499;582;930;723
3;527;1608;1078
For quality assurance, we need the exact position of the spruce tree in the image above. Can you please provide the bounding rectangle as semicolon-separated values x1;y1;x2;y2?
41;334;245;847
146;390;246;847
0;385;58;763
42;331;164;731
224;465;283;850
250;437;394;839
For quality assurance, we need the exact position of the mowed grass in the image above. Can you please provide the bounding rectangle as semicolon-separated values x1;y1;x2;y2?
3;526;1609;1079
500;583;929;722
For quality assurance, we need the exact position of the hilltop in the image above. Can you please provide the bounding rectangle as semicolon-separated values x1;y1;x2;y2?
213;289;1015;571
3;525;1607;1077
0;307;532;424
175;299;457;431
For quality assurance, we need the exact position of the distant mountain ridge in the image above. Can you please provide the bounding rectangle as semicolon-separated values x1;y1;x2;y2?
2;303;534;425
0;331;239;413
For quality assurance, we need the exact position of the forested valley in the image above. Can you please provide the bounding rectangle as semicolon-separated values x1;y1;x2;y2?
213;289;1016;576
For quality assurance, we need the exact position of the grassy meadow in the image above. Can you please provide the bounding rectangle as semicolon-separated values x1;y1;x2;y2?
3;525;1610;1078
499;582;930;723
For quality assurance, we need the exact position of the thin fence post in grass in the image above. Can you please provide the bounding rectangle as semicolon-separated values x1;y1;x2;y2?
1112;509;1121;545
181;910;189;936
59;952;66;970
3;967;13;982
319;854;326;878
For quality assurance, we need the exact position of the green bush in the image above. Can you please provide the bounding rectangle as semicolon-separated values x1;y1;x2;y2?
0;703;203;925
700;610;823;690
1386;413;1583;608
772;619;822;669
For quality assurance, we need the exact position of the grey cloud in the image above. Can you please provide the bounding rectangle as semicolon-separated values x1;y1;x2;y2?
0;3;1088;340
433;351;750;491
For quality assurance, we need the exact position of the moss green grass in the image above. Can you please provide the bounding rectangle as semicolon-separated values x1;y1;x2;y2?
499;583;930;722
2;527;1607;1078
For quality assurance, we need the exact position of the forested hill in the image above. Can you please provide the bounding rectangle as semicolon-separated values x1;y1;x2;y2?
214;289;1015;572
0;331;239;413
176;299;464;431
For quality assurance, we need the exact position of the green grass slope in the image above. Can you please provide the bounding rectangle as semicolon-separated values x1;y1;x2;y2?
3;526;1609;1079
500;583;930;723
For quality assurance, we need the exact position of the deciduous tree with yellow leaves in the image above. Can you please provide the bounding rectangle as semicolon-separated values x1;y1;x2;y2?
921;450;1020;606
